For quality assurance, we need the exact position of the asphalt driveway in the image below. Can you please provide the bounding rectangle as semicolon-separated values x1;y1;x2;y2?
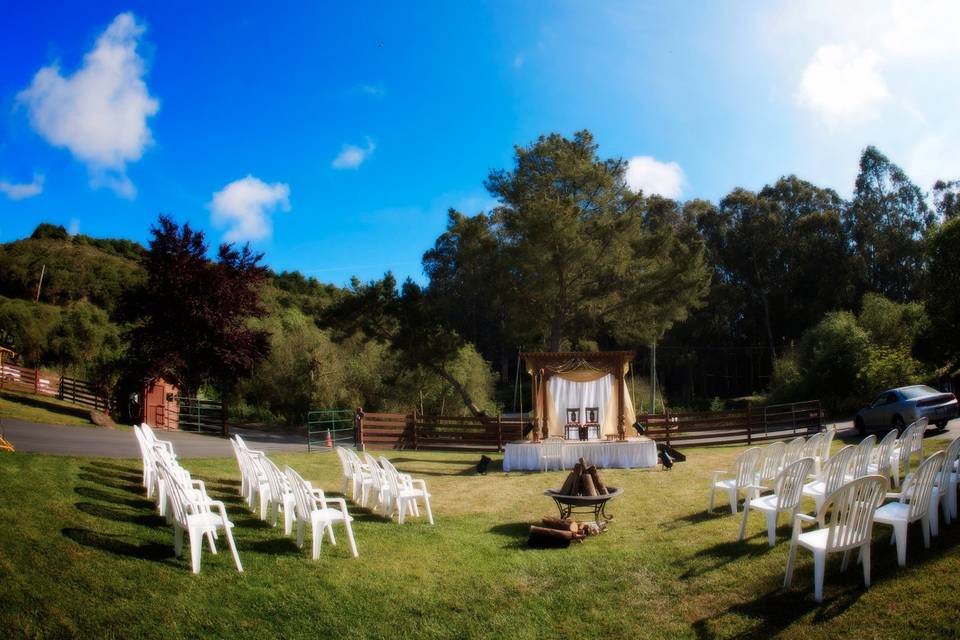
0;419;310;458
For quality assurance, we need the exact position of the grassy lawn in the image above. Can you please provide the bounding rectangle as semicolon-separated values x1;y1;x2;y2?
0;389;94;427
2;437;959;639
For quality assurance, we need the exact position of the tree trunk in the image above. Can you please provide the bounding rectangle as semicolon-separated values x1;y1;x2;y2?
429;363;486;417
760;289;777;362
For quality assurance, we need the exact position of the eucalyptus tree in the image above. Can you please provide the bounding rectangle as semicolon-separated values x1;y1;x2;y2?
846;146;933;301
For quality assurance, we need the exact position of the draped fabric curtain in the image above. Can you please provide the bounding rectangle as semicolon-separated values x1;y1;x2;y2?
544;374;637;437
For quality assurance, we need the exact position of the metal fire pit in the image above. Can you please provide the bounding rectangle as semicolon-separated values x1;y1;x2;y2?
544;487;623;523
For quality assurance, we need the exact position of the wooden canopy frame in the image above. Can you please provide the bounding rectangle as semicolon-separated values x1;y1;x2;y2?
522;351;636;442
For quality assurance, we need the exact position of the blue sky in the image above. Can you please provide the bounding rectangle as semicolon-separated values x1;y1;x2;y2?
2;1;959;285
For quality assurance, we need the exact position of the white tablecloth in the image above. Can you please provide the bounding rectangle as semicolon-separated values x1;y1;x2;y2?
503;439;658;471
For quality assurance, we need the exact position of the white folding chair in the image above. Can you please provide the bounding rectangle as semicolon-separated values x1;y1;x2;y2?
539;437;565;472
756;442;785;487
874;451;944;566
801;445;855;512
739;457;814;547
380;461;434;525
157;459;242;574
285;466;358;559
708;447;761;514
844;435;876;482
866;430;898;486
784;475;888;603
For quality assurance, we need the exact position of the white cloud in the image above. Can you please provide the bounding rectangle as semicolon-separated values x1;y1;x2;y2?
331;138;376;169
210;175;291;242
16;12;159;198
625;156;686;199
797;44;889;121
358;84;386;97
0;174;44;200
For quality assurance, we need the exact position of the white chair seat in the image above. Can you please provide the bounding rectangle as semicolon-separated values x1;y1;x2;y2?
311;507;350;524
803;481;826;496
748;494;779;512
715;479;737;490
874;501;910;523
188;510;234;529
796;525;855;551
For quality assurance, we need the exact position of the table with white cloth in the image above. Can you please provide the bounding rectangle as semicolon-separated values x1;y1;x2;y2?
502;438;658;472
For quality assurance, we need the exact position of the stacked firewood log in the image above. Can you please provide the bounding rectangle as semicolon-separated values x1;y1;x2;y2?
527;517;601;548
558;458;608;496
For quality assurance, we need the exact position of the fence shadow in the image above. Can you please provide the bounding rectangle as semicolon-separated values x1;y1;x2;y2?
0;389;92;421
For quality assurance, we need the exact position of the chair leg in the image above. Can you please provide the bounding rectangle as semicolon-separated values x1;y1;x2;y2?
296;521;305;548
189;528;203;574
174;524;183;558
861;543;871;587
930;502;940;538
765;511;778;548
284;505;294;536
893;522;908;566
223;525;243;572
326;522;337;545
841;549;851;572
784;541;798;588
206;530;217;553
397;497;406;524
813;550;826;603
727;487;738;514
708;485;716;514
737;502;750;541
423;494;434;525
312;522;322;560
344;518;359;557
921;515;931;548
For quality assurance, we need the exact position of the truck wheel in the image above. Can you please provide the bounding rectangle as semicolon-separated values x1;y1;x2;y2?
855;417;866;436
893;415;905;435
935;420;947;430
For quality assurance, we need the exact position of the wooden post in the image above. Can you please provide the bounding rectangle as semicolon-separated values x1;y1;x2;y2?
355;407;364;449
746;403;752;445
497;413;503;452
617;365;625;441
34;369;40;395
221;400;228;437
411;411;418;451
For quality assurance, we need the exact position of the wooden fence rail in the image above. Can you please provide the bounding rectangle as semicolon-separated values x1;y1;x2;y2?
352;401;822;452
0;362;106;411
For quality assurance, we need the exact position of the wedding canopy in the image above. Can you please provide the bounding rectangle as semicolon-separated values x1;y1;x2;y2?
522;351;637;440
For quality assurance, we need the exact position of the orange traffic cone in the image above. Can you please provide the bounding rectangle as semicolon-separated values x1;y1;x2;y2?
325;429;333;448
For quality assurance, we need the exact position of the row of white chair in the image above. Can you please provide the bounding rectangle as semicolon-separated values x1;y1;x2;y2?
335;446;434;525
712;424;960;602
230;435;358;560
133;424;243;574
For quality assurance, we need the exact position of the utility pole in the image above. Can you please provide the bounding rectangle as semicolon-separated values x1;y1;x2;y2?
35;264;45;302
650;341;657;414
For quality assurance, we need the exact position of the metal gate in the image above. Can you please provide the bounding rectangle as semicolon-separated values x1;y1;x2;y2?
307;409;355;451
177;397;224;433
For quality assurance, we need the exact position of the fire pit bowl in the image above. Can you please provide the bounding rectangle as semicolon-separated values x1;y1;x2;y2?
544;486;623;523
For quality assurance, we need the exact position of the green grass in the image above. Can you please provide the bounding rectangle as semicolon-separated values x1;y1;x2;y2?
0;389;94;426
2;437;960;639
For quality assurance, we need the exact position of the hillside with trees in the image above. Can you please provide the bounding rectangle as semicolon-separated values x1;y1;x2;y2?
0;133;957;424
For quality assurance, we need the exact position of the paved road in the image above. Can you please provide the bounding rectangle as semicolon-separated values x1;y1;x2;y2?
3;417;957;459
0;419;310;458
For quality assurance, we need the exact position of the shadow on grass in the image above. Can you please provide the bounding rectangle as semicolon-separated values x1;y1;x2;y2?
75;501;166;527
87;460;140;474
0;390;92;422
245;537;301;554
80;465;141;484
680;536;773;580
659;509;724;531
63;527;173;562
691;584;860;639
75;485;153;509
77;472;143;495
488;521;544;550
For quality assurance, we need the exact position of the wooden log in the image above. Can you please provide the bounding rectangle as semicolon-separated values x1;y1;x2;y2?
581;471;598;496
541;516;578;533
587;466;608;495
527;526;583;548
559;464;580;495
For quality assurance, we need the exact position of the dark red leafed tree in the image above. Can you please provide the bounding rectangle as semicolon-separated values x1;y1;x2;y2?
131;215;270;396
